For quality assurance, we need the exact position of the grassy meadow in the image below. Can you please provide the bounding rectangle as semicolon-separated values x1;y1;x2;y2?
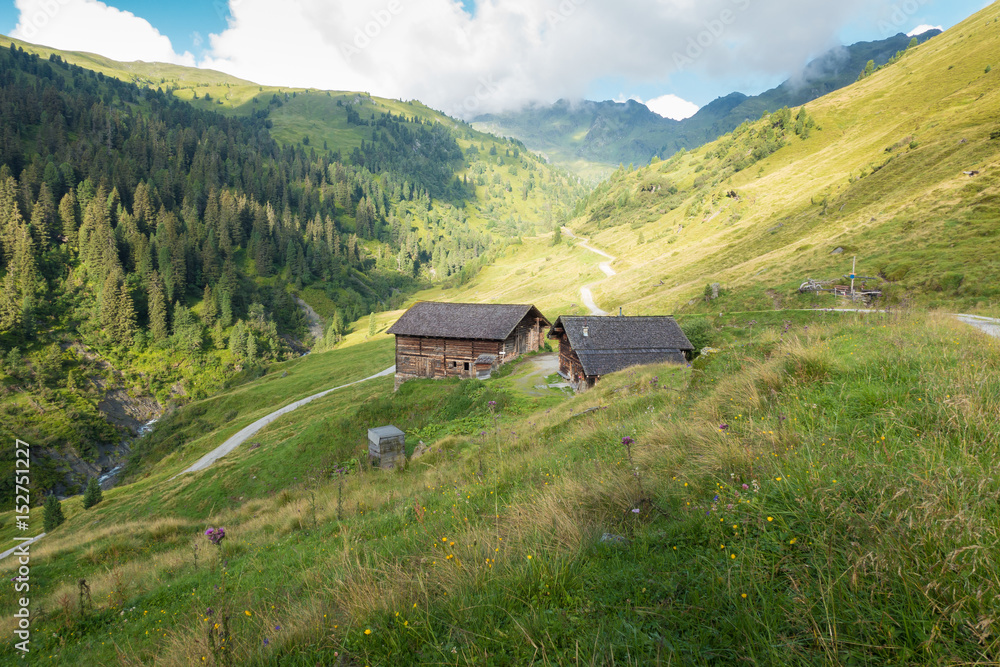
1;308;998;665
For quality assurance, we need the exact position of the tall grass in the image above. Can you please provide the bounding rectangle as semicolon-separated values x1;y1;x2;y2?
2;312;998;664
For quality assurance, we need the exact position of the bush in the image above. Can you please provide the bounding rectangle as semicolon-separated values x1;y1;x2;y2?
681;318;713;356
83;477;103;509
43;494;65;530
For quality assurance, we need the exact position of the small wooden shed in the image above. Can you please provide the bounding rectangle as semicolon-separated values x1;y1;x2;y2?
367;425;406;470
547;316;694;392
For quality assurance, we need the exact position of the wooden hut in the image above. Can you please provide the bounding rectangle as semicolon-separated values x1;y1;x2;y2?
547;316;693;391
387;302;550;389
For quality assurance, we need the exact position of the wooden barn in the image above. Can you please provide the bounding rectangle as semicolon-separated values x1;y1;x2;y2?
387;302;550;389
547;316;694;391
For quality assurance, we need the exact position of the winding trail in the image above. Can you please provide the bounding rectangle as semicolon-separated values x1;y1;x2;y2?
174;364;396;477
562;227;616;316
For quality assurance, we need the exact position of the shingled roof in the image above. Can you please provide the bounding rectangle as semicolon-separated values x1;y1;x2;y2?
387;302;549;340
549;316;693;377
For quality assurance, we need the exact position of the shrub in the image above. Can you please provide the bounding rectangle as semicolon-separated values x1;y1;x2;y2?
43;494;65;530
681;318;713;356
82;477;103;509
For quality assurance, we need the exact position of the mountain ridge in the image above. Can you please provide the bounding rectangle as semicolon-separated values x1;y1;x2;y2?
473;30;942;178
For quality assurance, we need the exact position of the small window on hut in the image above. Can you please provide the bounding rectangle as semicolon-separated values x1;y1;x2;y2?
464;362;470;371
449;361;456;368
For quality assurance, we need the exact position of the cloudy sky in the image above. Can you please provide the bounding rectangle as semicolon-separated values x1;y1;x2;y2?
0;0;991;120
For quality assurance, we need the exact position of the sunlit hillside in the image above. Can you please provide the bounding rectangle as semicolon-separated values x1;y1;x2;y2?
551;4;1000;316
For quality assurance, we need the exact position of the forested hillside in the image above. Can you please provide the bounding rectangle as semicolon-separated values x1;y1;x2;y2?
0;41;584;501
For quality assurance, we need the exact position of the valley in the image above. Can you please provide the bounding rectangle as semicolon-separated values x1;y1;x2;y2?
0;1;999;665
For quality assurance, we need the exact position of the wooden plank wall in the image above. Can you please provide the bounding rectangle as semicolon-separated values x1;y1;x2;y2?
395;335;502;381
556;334;585;381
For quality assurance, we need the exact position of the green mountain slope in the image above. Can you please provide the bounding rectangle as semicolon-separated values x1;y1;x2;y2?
556;8;1000;316
473;30;940;178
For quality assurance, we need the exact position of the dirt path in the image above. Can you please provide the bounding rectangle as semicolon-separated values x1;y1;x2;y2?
0;534;45;562
511;353;569;396
562;227;616;316
174;365;396;477
955;314;1000;338
296;296;324;341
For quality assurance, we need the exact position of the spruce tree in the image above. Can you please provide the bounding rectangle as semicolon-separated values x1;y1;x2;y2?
30;182;56;249
82;477;103;509
114;280;136;345
59;190;80;248
368;312;377;338
148;272;169;342
43;493;65;530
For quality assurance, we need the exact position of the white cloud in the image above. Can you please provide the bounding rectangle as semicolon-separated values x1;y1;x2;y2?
11;0;194;65
644;94;700;121
197;0;903;118
615;93;700;120
907;24;943;36
13;0;913;118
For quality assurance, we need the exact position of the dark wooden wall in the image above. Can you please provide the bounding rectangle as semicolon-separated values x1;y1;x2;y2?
393;314;547;388
555;333;586;383
395;335;503;383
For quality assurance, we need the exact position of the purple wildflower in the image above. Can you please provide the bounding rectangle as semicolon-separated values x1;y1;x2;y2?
719;424;729;431
622;436;635;446
205;527;226;546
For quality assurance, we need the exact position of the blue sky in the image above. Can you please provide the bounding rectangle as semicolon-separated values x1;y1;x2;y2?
0;1;229;56
0;0;993;119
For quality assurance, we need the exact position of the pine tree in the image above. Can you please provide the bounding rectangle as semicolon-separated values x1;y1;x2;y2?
332;309;345;343
43;493;65;530
113;280;136;345
368;312;377;338
30;182;56;249
82;477;103;509
201;285;218;326
552;224;562;245
148;271;169;342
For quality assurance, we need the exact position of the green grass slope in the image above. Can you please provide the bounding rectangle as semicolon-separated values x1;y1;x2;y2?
556;4;1000;316
2;308;998;664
